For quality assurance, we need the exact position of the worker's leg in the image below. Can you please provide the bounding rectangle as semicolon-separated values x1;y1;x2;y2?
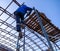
18;13;25;29
14;12;21;32
20;16;25;29
15;12;24;24
14;12;24;38
21;16;24;24
15;15;23;39
16;16;21;32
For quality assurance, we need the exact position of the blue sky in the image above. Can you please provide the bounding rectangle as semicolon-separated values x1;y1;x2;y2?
17;0;60;29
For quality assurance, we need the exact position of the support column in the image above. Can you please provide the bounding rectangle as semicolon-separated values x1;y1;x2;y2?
23;25;25;51
34;8;54;51
16;37;20;51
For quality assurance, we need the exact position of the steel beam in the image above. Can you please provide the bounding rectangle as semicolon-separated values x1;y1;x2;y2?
34;8;54;51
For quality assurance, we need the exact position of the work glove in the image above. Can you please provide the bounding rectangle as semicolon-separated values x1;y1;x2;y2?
32;7;35;10
26;11;31;17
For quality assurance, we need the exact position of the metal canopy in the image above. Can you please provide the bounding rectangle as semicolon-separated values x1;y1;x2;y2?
25;11;60;42
0;0;60;51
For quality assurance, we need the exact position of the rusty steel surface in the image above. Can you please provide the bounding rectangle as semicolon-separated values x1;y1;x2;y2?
25;11;60;42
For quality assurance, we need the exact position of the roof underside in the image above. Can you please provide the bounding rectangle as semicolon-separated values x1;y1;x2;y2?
0;0;60;51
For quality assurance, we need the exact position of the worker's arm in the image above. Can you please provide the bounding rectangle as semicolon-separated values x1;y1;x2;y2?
26;7;33;17
26;11;32;16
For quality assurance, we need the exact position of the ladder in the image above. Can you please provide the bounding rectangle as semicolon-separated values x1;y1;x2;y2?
34;8;54;51
16;23;25;51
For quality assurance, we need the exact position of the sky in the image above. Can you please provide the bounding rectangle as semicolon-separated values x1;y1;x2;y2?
17;0;60;29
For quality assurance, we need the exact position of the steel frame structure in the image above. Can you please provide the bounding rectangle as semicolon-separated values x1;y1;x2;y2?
0;0;60;51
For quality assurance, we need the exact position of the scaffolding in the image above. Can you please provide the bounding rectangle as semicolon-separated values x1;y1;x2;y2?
0;0;60;51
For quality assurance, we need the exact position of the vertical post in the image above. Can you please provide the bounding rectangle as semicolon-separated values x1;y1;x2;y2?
16;37;20;51
54;43;60;50
13;0;21;6
23;26;25;51
54;44;57;51
34;8;54;51
16;24;21;51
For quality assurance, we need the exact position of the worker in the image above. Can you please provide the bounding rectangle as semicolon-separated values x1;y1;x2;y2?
14;4;33;39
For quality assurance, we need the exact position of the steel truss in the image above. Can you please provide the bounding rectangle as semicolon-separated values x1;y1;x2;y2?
0;0;60;51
